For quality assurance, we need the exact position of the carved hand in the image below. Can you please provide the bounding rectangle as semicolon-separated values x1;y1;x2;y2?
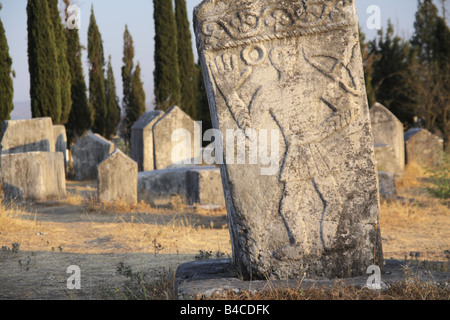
209;54;252;95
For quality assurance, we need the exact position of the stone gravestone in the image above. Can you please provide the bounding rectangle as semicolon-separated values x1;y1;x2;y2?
370;103;405;175
0;118;55;156
152;106;201;170
97;149;138;205
53;125;67;169
71;134;115;181
195;0;383;279
131;111;164;172
404;128;444;167
1;152;66;201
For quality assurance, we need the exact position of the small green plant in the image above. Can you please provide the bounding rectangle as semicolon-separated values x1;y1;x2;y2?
101;262;177;300
2;243;20;254
426;154;450;199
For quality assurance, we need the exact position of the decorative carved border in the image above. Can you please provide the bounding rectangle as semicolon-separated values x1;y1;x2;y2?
198;0;357;51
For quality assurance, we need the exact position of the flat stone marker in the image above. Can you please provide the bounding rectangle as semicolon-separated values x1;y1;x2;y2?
71;134;115;181
0;117;55;156
1;152;66;201
404;128;444;167
152;106;201;170
97;149;138;205
195;0;383;279
130;111;164;172
370;103;405;175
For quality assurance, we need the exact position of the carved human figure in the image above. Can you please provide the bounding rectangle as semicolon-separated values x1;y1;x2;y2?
210;39;362;260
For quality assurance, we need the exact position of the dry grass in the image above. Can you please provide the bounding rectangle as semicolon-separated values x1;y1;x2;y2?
203;281;450;300
379;161;450;261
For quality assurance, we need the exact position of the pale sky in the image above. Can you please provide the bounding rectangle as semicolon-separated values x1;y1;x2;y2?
0;0;425;119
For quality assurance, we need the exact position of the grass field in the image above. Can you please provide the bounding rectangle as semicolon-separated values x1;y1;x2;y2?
0;161;448;300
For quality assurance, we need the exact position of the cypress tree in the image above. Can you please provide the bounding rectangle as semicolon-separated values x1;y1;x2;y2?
0;3;14;121
27;0;62;123
105;55;121;140
175;0;197;119
121;25;134;141
63;0;92;144
48;0;72;124
153;0;181;111
87;5;107;136
127;62;146;135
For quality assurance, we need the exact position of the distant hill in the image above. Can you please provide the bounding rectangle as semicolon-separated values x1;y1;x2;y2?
10;101;32;120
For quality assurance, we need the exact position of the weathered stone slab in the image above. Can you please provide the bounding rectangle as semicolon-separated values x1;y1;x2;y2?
138;166;225;207
186;167;225;207
97;150;138;205
1;152;66;201
404;128;444;167
152;106;201;170
71;134;115;181
176;259;450;299
378;172;396;198
195;0;383;279
0;118;55;156
53;125;67;168
370;103;405;175
130;111;164;172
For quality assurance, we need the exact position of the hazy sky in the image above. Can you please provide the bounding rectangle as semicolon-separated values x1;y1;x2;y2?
0;0;424;119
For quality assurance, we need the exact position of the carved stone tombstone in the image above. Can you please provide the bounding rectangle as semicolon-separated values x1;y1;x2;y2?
369;103;405;175
195;0;383;279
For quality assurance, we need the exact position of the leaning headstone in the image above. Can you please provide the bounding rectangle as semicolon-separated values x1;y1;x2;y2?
71;134;115;181
1;152;66;201
404;128;444;167
195;0;383;279
97;150;138;205
370;103;405;175
130;111;164;172
152;106;201;170
53;125;67;169
378;172;397;198
0;118;54;156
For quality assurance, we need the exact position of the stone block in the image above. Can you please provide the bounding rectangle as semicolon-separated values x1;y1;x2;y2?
71;134;115;181
1;152;66;201
0;118;54;156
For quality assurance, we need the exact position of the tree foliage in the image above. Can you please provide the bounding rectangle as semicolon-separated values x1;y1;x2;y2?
27;0;62;123
0;5;14;121
175;0;197;119
87;5;107;136
63;0;92;144
48;0;72;124
105;55;121;139
153;0;181;111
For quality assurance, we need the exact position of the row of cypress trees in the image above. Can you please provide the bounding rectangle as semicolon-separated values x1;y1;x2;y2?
153;0;211;131
25;0;145;145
